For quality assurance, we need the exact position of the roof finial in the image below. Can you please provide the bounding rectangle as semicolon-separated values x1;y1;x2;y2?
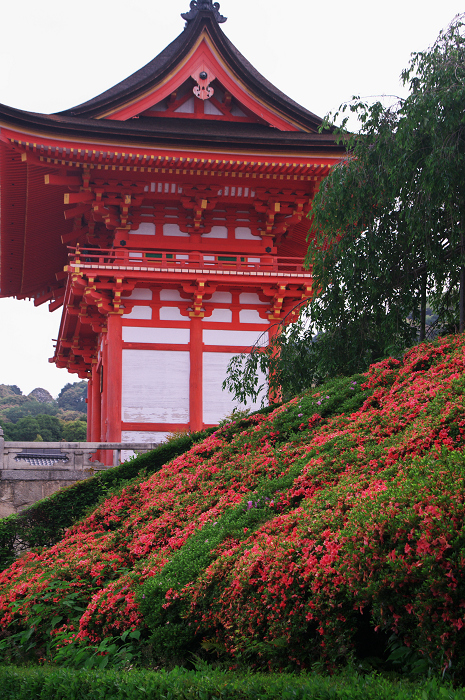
181;1;227;26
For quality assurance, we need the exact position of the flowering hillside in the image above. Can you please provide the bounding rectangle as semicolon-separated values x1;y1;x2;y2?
1;335;465;675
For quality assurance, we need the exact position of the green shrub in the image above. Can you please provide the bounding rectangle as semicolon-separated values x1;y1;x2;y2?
0;429;215;570
0;665;464;700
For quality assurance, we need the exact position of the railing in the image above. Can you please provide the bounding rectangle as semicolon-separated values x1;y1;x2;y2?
0;432;159;473
69;248;311;275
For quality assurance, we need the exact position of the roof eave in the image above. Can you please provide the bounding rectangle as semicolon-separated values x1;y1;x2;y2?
0;106;345;155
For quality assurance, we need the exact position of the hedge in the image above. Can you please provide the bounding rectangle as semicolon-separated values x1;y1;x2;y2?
0;665;462;700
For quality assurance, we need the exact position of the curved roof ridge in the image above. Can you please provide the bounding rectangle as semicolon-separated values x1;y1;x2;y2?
56;12;324;132
219;30;323;128
57;19;199;118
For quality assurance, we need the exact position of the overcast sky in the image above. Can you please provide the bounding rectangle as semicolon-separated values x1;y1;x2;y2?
0;0;462;397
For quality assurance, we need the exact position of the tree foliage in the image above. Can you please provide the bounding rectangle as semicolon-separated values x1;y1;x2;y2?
225;14;465;403
57;382;88;414
61;419;88;442
310;12;465;337
0;382;88;440
4;415;62;442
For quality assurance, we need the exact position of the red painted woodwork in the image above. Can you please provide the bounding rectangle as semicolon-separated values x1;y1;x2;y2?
103;39;301;132
189;316;203;431
91;365;102;442
106;314;123;443
0;7;345;444
86;378;93;442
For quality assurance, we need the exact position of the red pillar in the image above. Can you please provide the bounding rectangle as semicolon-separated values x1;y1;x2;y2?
90;364;102;441
189;316;203;432
106;313;123;443
101;335;108;444
86;377;93;442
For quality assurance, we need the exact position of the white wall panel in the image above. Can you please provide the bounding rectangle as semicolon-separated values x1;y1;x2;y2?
160;289;183;301
122;430;170;443
133;222;155;235
202;352;266;424
203;329;268;346
239;292;268;305
239;309;268;324
204;308;232;323
235;227;260;240
123;327;190;344
122;350;189;423
121;430;169;462
201;226;228;238
124;306;152;320
122;288;153;300
163;223;189;237
204;101;223;116
175;96;195;113
159;306;186;321
204;291;232;304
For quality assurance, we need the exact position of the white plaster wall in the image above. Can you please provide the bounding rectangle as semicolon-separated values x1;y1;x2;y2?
163;223;189;237
159;307;186;321
160;289;183;301
204;101;223;116
122;350;190;423
235;227;260;240
134;222;155;235
122;430;170;443
202;226;228;238
175;96;195;113
123;327;190;344
239;292;268;305
124;306;152;320
204;292;232;304
122;288;153;300
239;309;268;324
120;430;170;462
204;308;232;323
203;329;268;347
202;352;266;424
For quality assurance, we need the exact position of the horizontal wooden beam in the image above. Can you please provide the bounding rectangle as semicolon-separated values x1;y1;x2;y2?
44;173;81;187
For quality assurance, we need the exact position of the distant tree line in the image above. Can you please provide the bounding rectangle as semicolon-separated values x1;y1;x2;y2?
0;381;87;442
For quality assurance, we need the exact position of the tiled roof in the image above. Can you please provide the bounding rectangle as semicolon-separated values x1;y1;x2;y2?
57;12;324;132
14;450;69;467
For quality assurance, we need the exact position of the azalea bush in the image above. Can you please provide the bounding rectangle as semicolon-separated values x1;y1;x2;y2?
0;429;214;570
1;335;465;677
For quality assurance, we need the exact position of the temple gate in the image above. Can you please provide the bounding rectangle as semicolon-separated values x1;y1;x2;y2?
0;2;344;455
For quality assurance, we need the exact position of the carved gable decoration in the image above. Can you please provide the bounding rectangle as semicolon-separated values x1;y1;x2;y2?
137;76;262;124
101;34;301;132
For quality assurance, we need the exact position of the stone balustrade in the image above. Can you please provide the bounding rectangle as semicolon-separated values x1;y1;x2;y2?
0;428;159;516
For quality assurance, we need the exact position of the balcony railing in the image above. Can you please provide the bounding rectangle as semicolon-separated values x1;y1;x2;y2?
0;434;159;472
69;248;311;275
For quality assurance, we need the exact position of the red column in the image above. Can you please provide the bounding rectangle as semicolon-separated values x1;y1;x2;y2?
189;316;203;432
106;313;123;443
101;335;108;443
90;364;102;441
86;377;93;442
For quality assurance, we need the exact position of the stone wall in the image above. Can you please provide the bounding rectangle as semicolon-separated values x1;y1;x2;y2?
0;429;159;516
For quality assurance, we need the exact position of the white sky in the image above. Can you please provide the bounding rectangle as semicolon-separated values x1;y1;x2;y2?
0;0;461;397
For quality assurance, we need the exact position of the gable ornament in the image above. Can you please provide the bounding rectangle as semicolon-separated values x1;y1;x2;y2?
181;1;227;25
